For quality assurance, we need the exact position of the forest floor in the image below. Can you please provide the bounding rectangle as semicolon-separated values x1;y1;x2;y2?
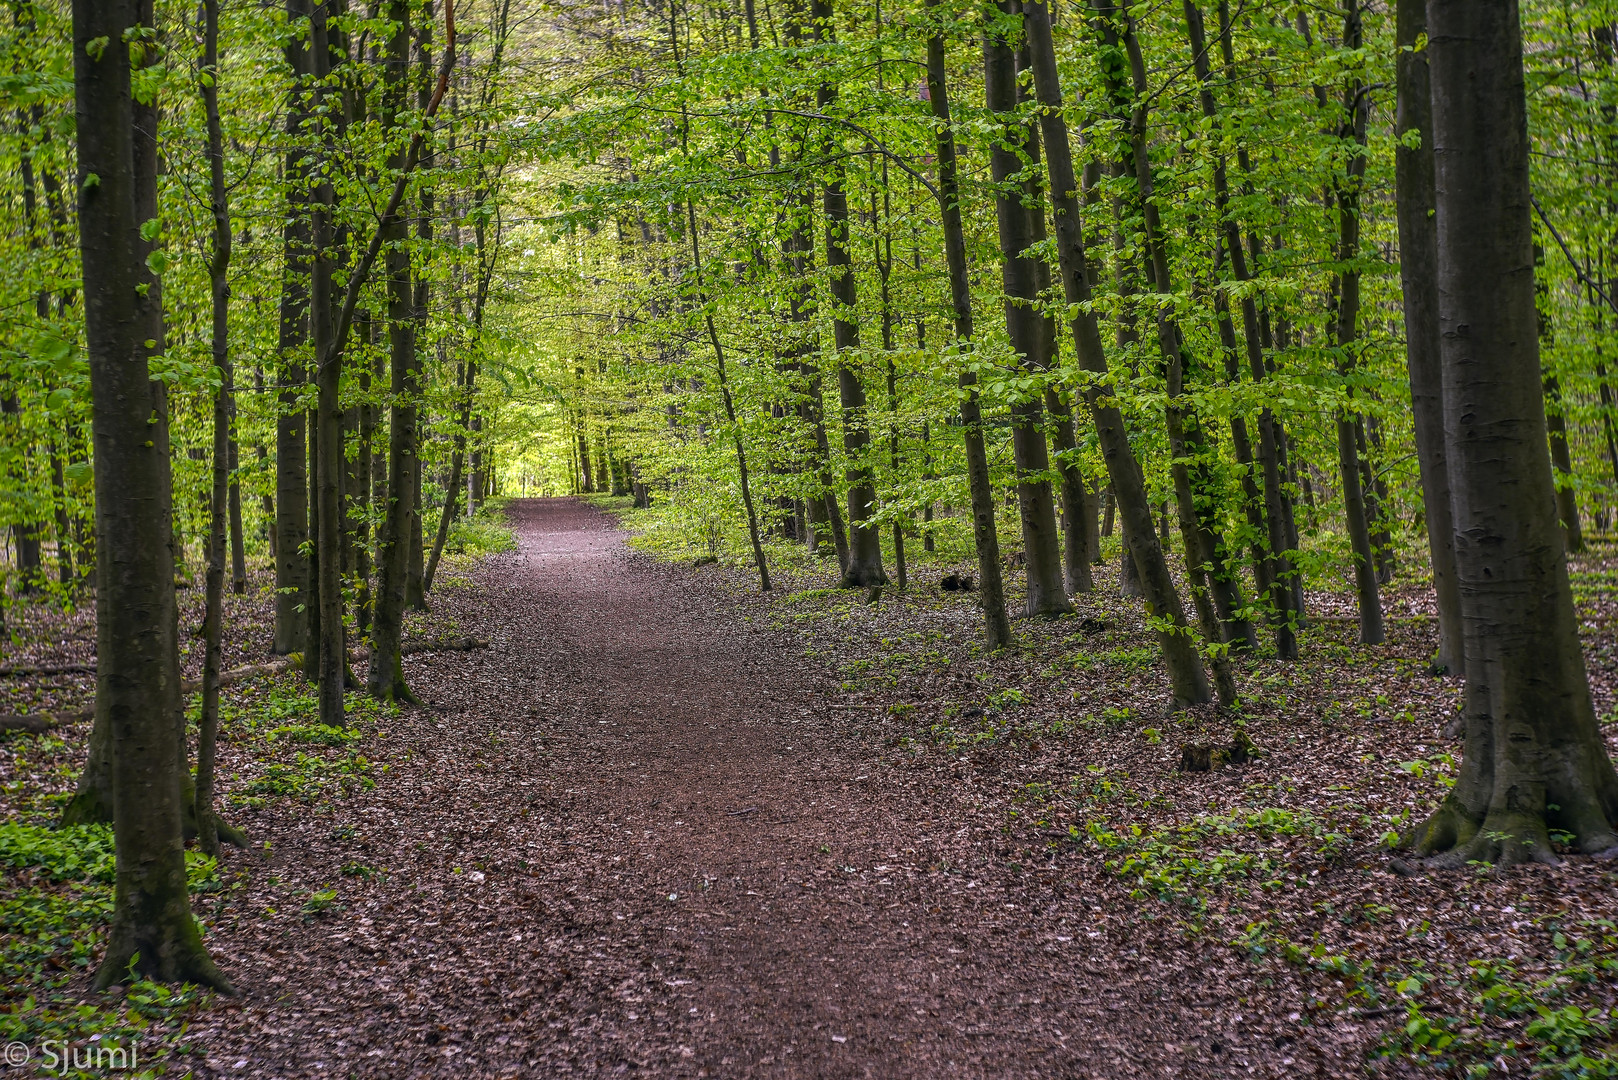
2;496;1617;1079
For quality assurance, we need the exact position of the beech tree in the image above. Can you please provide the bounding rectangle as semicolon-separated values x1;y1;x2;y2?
72;0;229;989
1410;0;1618;865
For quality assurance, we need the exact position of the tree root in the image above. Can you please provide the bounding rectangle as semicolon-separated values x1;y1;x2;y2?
1424;812;1563;870
1405;798;1479;857
94;932;234;995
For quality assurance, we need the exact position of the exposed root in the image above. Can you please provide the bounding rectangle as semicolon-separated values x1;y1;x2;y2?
94;928;235;995
1421;811;1562;870
1405;798;1479;857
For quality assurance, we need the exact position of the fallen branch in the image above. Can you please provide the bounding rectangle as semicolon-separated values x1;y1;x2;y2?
0;662;97;678
0;709;92;733
0;637;489;734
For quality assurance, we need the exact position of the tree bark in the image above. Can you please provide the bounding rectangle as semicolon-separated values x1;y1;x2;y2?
368;0;420;703
72;0;230;991
310;1;347;728
1114;9;1237;705
273;0;312;656
924;1;1011;649
1411;0;1618;866
813;0;884;589
1396;39;1450;419
1330;0;1383;645
1027;0;1210;705
984;1;1069;618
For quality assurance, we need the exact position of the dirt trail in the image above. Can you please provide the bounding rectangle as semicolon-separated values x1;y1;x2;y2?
191;498;1336;1078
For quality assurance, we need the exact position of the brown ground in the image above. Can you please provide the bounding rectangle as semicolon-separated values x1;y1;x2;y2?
177;498;1373;1078
10;497;1616;1077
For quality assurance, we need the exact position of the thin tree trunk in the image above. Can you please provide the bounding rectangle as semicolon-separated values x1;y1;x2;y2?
368;0;420;703
1331;0;1383;645
985;1;1069;618
924;1;1010;649
1114;8;1237;705
1385;0;1462;663
1027;0;1210;705
813;0;884;589
425;361;472;593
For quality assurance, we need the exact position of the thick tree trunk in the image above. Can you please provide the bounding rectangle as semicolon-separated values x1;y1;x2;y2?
1411;0;1618;866
1027;0;1210;705
985;3;1069;618
72;0;229;991
924;3;1011;649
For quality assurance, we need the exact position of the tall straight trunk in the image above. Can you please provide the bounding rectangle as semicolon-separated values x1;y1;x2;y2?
72;0;229;991
1013;44;1093;596
310;1;347;727
1411;0;1618;866
62;0;190;830
1026;0;1209;705
272;0;312;655
924;2;1010;649
1331;0;1383;645
369;0;419;702
1391;0;1456;667
984;1;1069;618
405;4;434;614
196;0;233;857
812;0;884;588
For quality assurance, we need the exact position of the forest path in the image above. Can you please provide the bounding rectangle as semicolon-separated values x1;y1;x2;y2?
194;498;1279;1079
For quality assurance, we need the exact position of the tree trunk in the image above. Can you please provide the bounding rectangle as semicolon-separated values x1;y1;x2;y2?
1115;7;1241;704
814;0;885;589
426;361;473;593
1410;0;1618;866
195;0;234;858
227;439;246;594
1331;0;1383;645
924;1;1011;649
1028;0;1210;705
985;2;1069;618
72;0;229;991
273;0;312;656
1544;375;1584;554
368;0;420;704
310;1;347;728
1185;0;1274;654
